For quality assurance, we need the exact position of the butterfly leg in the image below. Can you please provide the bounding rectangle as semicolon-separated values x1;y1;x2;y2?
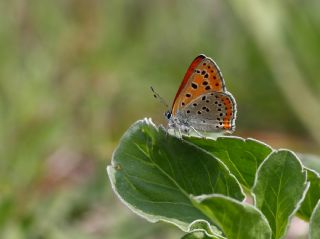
164;128;169;139
169;126;182;139
177;127;183;139
190;126;206;139
169;128;182;139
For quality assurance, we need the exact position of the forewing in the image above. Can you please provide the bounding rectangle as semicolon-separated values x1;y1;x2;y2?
172;54;226;115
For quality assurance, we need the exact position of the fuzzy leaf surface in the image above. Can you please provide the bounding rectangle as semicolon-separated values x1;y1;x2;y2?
253;150;307;239
187;137;272;189
107;119;244;231
192;194;272;239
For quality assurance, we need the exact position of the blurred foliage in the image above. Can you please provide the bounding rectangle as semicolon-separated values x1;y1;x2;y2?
0;0;319;238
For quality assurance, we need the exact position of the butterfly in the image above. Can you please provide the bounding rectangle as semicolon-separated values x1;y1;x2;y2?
152;54;237;137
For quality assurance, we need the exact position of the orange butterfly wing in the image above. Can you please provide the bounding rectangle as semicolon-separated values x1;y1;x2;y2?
171;54;226;115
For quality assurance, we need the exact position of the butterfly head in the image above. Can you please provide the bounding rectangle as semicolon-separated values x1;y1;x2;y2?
165;110;172;120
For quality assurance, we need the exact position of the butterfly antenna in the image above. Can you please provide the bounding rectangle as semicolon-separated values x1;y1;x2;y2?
150;86;170;109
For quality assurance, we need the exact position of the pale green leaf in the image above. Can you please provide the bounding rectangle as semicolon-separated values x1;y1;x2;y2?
253;150;308;239
297;169;320;220
181;220;225;239
309;200;320;239
192;194;272;239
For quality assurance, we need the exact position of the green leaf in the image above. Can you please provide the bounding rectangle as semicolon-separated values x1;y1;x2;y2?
298;153;320;174
253;150;308;239
297;169;320;221
309;200;320;239
107;119;244;231
192;194;272;239
181;220;225;239
187;136;272;189
182;232;215;239
181;231;221;239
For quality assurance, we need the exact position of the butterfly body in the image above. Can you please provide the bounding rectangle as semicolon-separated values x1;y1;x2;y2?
166;54;237;136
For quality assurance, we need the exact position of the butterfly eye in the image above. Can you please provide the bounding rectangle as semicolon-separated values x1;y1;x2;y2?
165;111;172;119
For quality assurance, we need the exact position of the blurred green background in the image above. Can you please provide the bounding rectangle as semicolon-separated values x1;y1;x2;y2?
1;0;319;238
